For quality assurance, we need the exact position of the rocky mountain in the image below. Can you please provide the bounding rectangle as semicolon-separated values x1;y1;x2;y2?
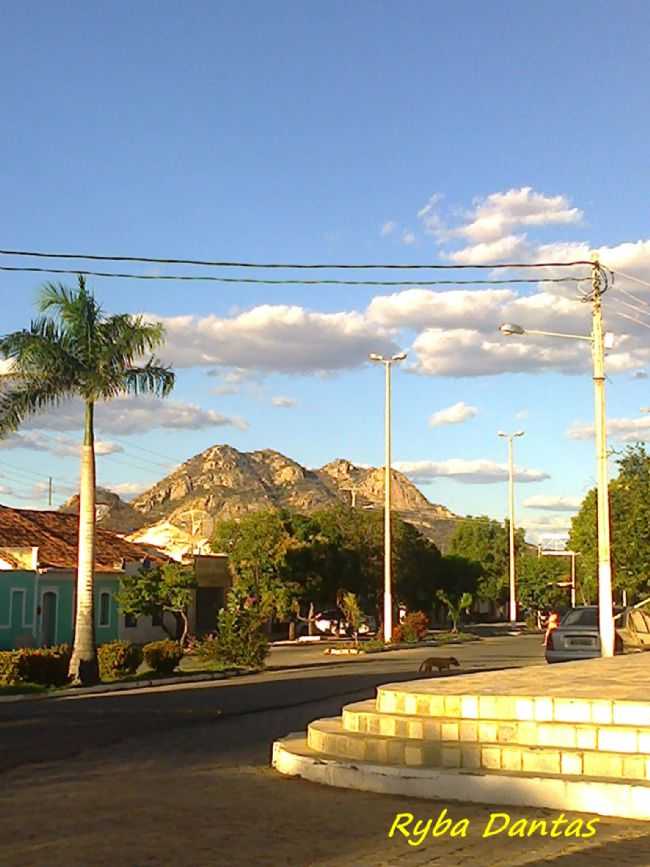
61;445;461;552
58;486;147;535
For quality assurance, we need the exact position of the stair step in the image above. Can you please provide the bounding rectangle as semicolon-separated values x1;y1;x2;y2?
308;717;650;782
377;684;650;725
273;733;650;820
342;699;650;753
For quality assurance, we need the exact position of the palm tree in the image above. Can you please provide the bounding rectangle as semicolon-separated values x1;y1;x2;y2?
0;277;175;684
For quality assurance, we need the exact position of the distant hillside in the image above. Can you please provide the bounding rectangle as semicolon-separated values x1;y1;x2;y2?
61;445;462;552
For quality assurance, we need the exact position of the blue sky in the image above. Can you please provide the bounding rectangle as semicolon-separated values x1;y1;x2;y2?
1;1;650;543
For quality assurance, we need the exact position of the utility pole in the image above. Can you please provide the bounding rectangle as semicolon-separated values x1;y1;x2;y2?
369;351;407;642
498;430;524;623
48;477;53;508
383;360;392;642
591;256;615;657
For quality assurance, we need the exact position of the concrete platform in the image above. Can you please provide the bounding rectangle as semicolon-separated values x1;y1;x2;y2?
273;653;650;819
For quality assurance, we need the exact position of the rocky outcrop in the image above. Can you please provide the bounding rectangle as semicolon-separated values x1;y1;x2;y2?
58;487;147;535
60;445;461;552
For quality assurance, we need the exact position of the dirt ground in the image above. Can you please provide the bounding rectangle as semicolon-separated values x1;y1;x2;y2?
2;721;650;867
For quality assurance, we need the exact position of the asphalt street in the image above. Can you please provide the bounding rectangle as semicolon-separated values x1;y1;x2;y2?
4;634;648;866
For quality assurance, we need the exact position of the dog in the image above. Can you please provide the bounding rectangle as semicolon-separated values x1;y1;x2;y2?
418;656;460;674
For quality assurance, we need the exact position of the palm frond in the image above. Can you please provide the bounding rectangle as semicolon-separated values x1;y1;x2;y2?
122;360;176;398
0;319;80;382
0;378;73;436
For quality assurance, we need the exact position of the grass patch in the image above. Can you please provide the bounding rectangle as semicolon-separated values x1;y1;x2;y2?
0;682;50;696
431;631;477;644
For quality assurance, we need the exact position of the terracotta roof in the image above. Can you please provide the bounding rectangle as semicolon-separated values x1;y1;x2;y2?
0;549;22;568
0;505;166;572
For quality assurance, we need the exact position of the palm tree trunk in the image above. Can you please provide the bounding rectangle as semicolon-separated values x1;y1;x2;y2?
68;401;99;685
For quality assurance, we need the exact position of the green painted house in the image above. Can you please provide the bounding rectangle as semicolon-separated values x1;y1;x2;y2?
0;505;159;650
0;505;233;650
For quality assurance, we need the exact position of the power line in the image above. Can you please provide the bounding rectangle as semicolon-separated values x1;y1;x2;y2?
0;264;593;287
0;248;595;270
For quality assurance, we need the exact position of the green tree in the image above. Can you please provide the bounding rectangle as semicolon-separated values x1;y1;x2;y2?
517;555;570;616
436;589;473;633
116;562;197;647
0;278;174;683
338;590;363;646
569;444;650;603
449;517;524;606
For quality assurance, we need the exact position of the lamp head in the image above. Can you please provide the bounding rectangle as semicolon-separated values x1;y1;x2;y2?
514;430;525;438
497;431;507;438
368;353;383;362
499;323;525;336
392;351;407;362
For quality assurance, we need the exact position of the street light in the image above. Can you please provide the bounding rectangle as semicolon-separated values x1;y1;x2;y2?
498;430;524;622
498;280;616;657
369;351;407;642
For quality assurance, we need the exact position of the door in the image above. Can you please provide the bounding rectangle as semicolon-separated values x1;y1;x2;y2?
41;591;57;647
196;587;225;634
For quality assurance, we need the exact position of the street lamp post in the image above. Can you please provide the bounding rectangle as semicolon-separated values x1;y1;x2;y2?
498;259;616;656
369;351;407;643
498;430;524;622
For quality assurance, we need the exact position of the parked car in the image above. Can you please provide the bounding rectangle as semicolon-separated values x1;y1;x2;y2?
545;605;650;663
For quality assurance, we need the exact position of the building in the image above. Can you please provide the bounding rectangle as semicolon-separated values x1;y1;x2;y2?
0;506;232;650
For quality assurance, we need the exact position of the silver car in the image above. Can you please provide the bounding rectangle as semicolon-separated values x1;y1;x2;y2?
545;605;650;663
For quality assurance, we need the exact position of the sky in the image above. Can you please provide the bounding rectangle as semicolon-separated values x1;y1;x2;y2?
1;0;650;544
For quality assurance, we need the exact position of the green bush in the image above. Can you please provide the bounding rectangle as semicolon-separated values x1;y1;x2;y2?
0;651;21;685
98;641;143;681
211;608;269;669
15;645;72;686
392;611;429;643
143;639;181;675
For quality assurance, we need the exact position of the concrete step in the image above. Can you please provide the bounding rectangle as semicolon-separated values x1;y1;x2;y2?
272;733;650;820
308;717;650;782
376;683;650;726
342;699;650;754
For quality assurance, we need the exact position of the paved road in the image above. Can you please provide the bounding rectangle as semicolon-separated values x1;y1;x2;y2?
2;635;648;866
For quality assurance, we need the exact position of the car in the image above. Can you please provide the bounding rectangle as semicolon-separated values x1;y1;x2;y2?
545;605;650;663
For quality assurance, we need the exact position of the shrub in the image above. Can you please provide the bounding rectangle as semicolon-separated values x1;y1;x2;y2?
143;639;182;675
16;645;72;686
392;611;429;644
98;641;143;681
0;651;21;685
210;608;269;669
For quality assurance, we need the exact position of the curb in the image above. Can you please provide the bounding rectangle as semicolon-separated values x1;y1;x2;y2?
0;668;254;705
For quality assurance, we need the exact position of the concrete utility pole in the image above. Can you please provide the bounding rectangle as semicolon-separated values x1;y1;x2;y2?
498;430;524;623
48;476;53;508
369;351;407;643
499;255;615;656
591;257;615;657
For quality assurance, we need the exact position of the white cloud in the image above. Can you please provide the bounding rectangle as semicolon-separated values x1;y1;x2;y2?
416;193;446;237
428;401;478;427
367;287;515;332
515;409;529;420
394;458;549;485
447;234;530;266
0;431;123;457
108;481;150;499
401;231;416;246
454;187;583;244
152;307;396;374
381;221;397;237
19;396;249;436
567;415;650;443
271;396;297;408
632;370;648;380
523;495;582;512
211;385;240;396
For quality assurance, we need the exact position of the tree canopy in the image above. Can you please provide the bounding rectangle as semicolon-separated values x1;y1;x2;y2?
569;444;650;603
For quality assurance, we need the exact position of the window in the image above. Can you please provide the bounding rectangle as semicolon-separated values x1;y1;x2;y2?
124;612;138;628
10;589;26;627
152;606;164;627
98;592;111;627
